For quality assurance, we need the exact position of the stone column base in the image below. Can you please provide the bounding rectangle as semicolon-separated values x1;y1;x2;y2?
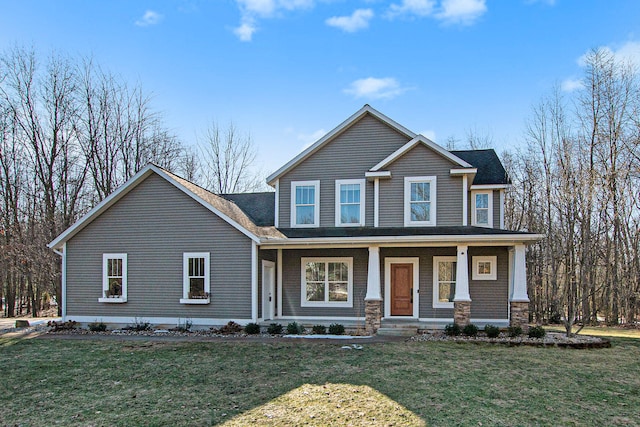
365;300;382;335
510;301;529;331
454;301;471;326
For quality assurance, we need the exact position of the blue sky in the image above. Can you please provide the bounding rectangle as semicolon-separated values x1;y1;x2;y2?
2;0;640;176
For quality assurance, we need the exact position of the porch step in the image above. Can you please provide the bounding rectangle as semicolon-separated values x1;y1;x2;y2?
376;327;418;337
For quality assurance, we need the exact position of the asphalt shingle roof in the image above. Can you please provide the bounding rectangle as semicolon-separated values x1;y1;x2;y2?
451;149;511;185
220;192;275;227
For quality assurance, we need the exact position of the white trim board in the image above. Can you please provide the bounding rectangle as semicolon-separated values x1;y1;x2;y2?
384;257;420;319
370;136;473;171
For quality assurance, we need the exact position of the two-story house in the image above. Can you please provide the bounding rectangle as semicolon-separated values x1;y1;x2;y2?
49;105;541;334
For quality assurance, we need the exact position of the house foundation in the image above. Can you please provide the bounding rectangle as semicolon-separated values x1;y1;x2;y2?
454;301;471;326
365;300;382;335
510;301;529;331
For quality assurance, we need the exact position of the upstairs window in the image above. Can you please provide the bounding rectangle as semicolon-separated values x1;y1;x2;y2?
99;254;127;303
181;252;210;304
404;176;437;226
335;179;365;226
291;181;320;227
472;191;493;227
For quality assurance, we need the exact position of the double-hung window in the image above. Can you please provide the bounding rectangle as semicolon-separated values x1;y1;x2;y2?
301;257;353;307
99;254;127;303
433;256;456;308
404;176;437;226
291;180;320;227
335;179;365;226
181;252;210;304
471;191;493;227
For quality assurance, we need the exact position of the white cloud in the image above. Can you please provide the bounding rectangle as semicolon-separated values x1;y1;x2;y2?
386;0;486;25
435;0;486;25
387;0;436;18
297;129;327;151
135;10;163;27
234;21;258;41
233;0;314;40
561;77;583;92
420;130;437;142
344;77;409;100
326;9;374;33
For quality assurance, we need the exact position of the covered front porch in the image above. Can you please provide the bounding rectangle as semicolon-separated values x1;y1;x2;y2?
259;239;533;335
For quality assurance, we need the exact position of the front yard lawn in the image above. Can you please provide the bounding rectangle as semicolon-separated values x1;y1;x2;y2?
1;333;639;426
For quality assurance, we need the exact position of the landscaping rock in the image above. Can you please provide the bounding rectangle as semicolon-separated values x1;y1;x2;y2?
15;320;30;328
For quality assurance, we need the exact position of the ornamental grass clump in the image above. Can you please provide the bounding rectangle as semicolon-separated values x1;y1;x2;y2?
508;325;523;337
286;322;304;334
328;323;345;335
267;323;283;335
312;325;327;334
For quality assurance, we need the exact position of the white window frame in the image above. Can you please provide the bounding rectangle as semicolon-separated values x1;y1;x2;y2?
335;179;366;227
471;190;493;228
472;256;497;280
404;176;437;226
291;180;320;228
301;257;353;308
181;252;211;304
99;253;127;303
433;256;456;309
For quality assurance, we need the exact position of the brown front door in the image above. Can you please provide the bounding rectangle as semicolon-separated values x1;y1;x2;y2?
391;263;413;316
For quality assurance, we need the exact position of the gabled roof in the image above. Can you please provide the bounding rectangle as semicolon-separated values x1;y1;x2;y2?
266;105;416;186
451;149;511;185
48;164;283;250
221;192;275;227
369;135;474;171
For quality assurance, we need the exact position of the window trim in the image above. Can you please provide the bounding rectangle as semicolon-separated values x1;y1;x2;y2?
471;190;493;228
335;179;366;227
99;253;127;303
433;256;457;309
291;180;320;228
404;176;437;226
472;256;497;280
301;257;353;308
180;252;211;304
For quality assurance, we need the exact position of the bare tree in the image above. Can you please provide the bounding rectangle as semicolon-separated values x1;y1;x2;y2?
197;121;264;194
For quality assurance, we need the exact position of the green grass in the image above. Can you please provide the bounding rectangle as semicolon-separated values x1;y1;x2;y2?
1;335;639;426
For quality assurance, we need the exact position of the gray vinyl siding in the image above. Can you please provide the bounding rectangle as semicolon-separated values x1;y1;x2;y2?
278;114;410;228
493;190;501;229
468;247;509;319
379;144;463;227
65;173;253;320
380;246;508;319
281;248;368;317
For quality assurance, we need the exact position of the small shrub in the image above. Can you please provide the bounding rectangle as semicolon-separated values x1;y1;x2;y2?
484;324;500;338
312;324;327;334
123;319;151;331
444;323;461;336
244;322;261;334
174;319;193;333
328;323;345;335
508;325;523;337
267;323;283;334
528;325;546;339
218;321;243;334
462;323;479;337
88;322;107;332
286;322;304;334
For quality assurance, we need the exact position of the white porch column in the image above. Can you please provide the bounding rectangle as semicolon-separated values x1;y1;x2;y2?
365;246;382;301
511;244;530;302
454;245;471;301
